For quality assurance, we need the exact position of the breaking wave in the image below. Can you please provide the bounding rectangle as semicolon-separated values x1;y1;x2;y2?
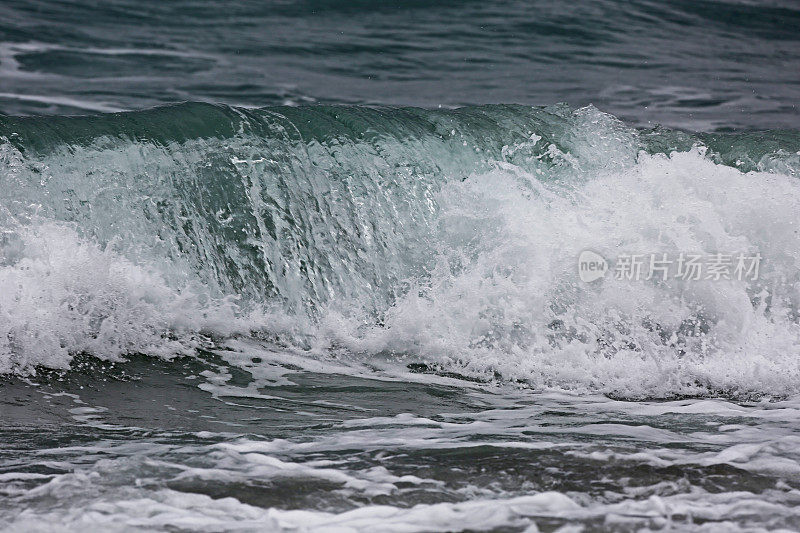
2;103;800;398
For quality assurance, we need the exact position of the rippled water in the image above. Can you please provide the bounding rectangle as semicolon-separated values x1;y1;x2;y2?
1;0;799;129
6;348;800;531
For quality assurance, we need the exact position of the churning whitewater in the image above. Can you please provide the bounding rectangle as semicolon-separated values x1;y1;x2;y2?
1;103;799;397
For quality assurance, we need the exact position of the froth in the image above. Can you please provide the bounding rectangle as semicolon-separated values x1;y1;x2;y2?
0;222;250;373
348;146;800;398
2;105;800;398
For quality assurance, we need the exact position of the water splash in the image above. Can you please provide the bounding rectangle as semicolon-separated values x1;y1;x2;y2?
2;103;800;397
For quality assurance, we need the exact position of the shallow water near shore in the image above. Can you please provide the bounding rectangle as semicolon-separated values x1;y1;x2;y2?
4;342;800;532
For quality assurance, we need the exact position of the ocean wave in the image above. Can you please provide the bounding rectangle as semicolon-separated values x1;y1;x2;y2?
2;103;800;398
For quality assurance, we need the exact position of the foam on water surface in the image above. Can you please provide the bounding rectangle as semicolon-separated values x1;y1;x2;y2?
4;360;800;532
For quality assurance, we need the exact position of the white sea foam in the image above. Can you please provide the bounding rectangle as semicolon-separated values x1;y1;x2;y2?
343;145;800;398
6;391;800;533
0;221;252;373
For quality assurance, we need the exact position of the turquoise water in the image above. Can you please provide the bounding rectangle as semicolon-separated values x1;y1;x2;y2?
2;2;800;532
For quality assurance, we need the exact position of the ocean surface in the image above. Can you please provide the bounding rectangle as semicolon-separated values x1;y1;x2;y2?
2;1;800;532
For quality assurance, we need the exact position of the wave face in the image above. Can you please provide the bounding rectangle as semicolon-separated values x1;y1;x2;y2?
2;103;800;398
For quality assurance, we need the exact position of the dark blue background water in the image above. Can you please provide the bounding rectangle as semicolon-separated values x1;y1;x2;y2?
1;0;798;130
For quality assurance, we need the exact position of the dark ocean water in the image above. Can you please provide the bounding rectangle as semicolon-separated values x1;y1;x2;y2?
1;0;799;130
2;2;800;532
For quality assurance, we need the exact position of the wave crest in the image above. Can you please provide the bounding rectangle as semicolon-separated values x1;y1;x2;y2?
2;103;800;397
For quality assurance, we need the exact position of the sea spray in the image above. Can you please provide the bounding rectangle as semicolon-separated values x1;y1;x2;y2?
2;103;800;398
